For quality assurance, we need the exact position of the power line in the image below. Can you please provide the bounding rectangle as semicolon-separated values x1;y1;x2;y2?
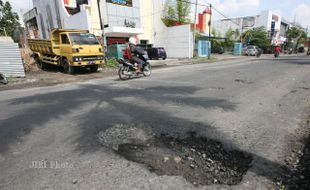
211;6;241;27
170;0;210;7
200;0;241;27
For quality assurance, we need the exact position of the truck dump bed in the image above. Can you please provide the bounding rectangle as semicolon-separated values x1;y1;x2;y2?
28;29;88;56
28;39;53;55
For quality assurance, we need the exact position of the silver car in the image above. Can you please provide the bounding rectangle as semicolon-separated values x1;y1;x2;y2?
244;46;259;56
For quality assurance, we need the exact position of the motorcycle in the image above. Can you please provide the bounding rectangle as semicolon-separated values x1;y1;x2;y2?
274;52;279;58
256;48;262;58
0;73;8;85
307;48;310;56
117;48;152;80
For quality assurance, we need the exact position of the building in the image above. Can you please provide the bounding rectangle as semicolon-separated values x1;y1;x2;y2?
213;10;285;45
24;0;144;45
23;0;194;58
101;0;143;45
24;0;102;39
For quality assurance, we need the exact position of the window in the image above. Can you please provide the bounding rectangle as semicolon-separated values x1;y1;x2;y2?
69;33;99;45
61;34;70;44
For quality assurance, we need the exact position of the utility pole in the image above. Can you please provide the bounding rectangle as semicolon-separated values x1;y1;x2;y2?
193;0;198;57
208;3;212;59
97;0;106;57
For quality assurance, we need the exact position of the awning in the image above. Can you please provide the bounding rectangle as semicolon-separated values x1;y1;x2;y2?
105;26;143;37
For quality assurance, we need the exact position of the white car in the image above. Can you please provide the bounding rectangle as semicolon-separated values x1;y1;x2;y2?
244;46;259;56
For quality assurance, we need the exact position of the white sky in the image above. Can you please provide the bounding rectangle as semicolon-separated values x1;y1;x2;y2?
5;0;310;33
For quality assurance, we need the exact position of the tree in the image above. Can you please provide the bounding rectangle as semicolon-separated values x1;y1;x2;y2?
286;26;307;50
242;27;270;50
224;28;235;47
162;0;191;26
162;0;177;27
0;1;20;36
175;0;190;24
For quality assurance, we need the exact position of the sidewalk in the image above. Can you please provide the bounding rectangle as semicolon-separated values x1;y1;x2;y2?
149;53;304;68
149;53;252;68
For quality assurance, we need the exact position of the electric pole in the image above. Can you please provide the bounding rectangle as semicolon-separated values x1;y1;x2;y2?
208;3;212;59
193;0;198;57
97;0;106;57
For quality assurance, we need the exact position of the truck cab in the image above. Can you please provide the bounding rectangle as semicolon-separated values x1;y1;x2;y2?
57;30;105;73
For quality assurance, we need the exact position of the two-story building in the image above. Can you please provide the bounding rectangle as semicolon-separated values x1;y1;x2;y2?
24;0;143;43
213;10;285;45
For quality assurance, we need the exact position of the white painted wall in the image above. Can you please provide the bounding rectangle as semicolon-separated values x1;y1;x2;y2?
32;0;100;39
64;10;91;31
146;0;193;58
154;24;193;58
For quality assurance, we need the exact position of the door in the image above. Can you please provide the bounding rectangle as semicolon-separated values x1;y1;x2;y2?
60;33;72;56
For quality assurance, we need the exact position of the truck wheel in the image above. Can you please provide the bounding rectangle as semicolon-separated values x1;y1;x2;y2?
37;59;45;70
63;60;74;74
90;65;98;72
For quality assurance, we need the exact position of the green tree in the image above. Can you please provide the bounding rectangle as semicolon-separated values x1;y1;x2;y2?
162;0;191;26
242;27;270;50
176;0;190;24
0;1;20;36
223;28;237;48
286;26;307;50
162;0;177;27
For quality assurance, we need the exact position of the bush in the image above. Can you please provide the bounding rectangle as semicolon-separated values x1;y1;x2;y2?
106;58;119;68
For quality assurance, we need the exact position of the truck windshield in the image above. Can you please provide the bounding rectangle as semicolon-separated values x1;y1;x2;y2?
69;33;99;45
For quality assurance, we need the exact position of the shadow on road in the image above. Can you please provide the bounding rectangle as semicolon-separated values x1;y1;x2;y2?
272;57;310;65
0;84;300;187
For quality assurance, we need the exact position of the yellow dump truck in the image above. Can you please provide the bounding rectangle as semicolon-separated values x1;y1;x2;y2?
28;29;105;74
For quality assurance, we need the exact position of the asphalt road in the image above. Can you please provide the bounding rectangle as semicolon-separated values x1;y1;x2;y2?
0;55;309;190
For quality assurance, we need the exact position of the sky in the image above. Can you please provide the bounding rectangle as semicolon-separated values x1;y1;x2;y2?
198;0;310;30
4;0;310;31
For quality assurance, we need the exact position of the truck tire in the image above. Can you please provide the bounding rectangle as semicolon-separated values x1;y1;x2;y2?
37;59;46;70
63;60;74;74
90;65;98;72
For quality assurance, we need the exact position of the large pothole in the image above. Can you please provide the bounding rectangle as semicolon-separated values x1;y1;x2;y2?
98;124;253;186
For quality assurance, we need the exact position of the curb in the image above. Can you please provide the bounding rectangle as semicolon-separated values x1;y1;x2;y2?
150;56;252;68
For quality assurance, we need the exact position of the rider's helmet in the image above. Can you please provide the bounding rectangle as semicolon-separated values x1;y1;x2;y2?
129;36;137;45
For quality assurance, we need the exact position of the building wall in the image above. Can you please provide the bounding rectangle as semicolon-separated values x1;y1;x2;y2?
154;24;193;58
138;0;153;43
213;10;282;44
103;0;143;38
30;0;101;39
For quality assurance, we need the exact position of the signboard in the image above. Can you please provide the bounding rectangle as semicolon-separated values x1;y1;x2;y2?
106;0;132;7
64;0;77;8
124;19;136;28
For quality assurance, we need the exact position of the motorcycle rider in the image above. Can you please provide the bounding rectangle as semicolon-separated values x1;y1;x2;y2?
274;45;281;57
128;37;144;74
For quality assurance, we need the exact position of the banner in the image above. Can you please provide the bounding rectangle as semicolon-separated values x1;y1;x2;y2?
106;0;132;7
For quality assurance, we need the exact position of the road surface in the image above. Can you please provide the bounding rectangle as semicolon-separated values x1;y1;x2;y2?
0;55;309;190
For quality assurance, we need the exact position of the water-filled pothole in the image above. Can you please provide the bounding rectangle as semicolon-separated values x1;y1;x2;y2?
116;133;252;186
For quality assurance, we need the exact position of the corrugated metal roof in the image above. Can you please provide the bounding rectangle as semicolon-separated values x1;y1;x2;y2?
0;42;25;77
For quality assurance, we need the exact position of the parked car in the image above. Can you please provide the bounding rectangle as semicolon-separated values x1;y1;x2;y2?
298;47;305;53
211;46;224;54
147;47;167;60
243;45;259;56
